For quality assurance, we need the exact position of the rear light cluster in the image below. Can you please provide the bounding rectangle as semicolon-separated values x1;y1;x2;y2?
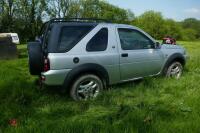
40;75;46;81
44;58;50;72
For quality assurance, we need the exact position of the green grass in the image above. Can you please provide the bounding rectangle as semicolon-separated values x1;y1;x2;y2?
0;41;200;133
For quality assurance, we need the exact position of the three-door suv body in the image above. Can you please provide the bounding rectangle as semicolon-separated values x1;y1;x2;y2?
28;18;188;100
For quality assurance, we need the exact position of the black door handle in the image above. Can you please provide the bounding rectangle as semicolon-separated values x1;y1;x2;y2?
121;53;128;57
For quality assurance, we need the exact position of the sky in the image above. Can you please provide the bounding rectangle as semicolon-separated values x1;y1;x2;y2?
107;0;200;21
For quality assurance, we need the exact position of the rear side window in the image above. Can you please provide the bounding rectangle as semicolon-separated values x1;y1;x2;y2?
58;26;94;52
86;28;108;52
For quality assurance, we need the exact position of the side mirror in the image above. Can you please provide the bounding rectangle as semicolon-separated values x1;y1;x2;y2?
155;42;161;49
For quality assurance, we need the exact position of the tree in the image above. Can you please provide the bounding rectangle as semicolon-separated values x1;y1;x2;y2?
0;0;17;32
163;19;183;40
97;0;130;23
181;28;198;41
68;0;132;23
132;11;165;39
47;0;72;18
126;9;135;22
0;1;5;13
12;0;47;41
181;18;200;39
0;0;199;42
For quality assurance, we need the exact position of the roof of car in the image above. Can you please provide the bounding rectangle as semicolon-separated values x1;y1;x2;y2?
47;18;133;27
0;33;18;36
50;21;134;28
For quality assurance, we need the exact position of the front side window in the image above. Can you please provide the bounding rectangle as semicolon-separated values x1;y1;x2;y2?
118;28;155;50
86;28;108;52
58;26;94;52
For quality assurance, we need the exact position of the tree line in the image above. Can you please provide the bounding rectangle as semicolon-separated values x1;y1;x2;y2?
0;0;199;43
132;11;200;41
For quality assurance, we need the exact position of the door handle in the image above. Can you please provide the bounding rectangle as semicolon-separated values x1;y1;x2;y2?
121;53;128;57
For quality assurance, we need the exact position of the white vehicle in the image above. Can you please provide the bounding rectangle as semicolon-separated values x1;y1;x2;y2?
0;33;20;44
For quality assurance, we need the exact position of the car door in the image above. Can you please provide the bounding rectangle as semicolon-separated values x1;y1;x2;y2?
117;28;164;81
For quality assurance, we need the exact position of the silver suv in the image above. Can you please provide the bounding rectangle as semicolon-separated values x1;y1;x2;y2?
28;18;188;100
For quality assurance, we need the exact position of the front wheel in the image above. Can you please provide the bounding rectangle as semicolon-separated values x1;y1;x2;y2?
165;62;183;79
70;74;103;101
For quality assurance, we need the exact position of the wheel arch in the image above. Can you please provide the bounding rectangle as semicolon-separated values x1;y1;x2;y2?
162;53;186;74
62;63;109;90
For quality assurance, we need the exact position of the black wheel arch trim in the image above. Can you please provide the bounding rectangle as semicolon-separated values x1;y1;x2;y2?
62;63;109;90
162;53;186;74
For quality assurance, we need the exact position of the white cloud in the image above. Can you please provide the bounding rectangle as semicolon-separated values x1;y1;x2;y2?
184;8;200;14
183;8;200;19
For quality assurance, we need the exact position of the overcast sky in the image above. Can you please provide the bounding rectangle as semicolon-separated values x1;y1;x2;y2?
107;0;200;21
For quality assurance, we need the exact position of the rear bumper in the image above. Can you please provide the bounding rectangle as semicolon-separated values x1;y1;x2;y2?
13;41;20;44
41;69;71;85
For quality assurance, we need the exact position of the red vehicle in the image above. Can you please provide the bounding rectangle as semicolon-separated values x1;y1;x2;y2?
162;36;176;45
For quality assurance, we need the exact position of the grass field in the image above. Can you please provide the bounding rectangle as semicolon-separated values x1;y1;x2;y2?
0;41;200;133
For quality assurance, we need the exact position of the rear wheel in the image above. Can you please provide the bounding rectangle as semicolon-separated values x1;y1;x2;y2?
70;74;103;101
165;61;183;79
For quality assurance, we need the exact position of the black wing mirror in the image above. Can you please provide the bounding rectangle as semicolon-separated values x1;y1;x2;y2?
155;42;161;49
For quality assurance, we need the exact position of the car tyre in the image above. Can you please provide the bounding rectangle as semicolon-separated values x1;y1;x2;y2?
70;74;103;101
27;42;43;75
165;61;183;79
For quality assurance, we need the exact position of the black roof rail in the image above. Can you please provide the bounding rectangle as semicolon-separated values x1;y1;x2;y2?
49;18;112;23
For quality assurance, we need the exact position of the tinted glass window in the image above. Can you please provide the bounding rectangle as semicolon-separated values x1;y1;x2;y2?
12;36;18;40
118;28;155;50
86;28;108;52
58;26;93;52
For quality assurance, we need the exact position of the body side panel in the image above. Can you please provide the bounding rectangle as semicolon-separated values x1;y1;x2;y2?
47;24;120;85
